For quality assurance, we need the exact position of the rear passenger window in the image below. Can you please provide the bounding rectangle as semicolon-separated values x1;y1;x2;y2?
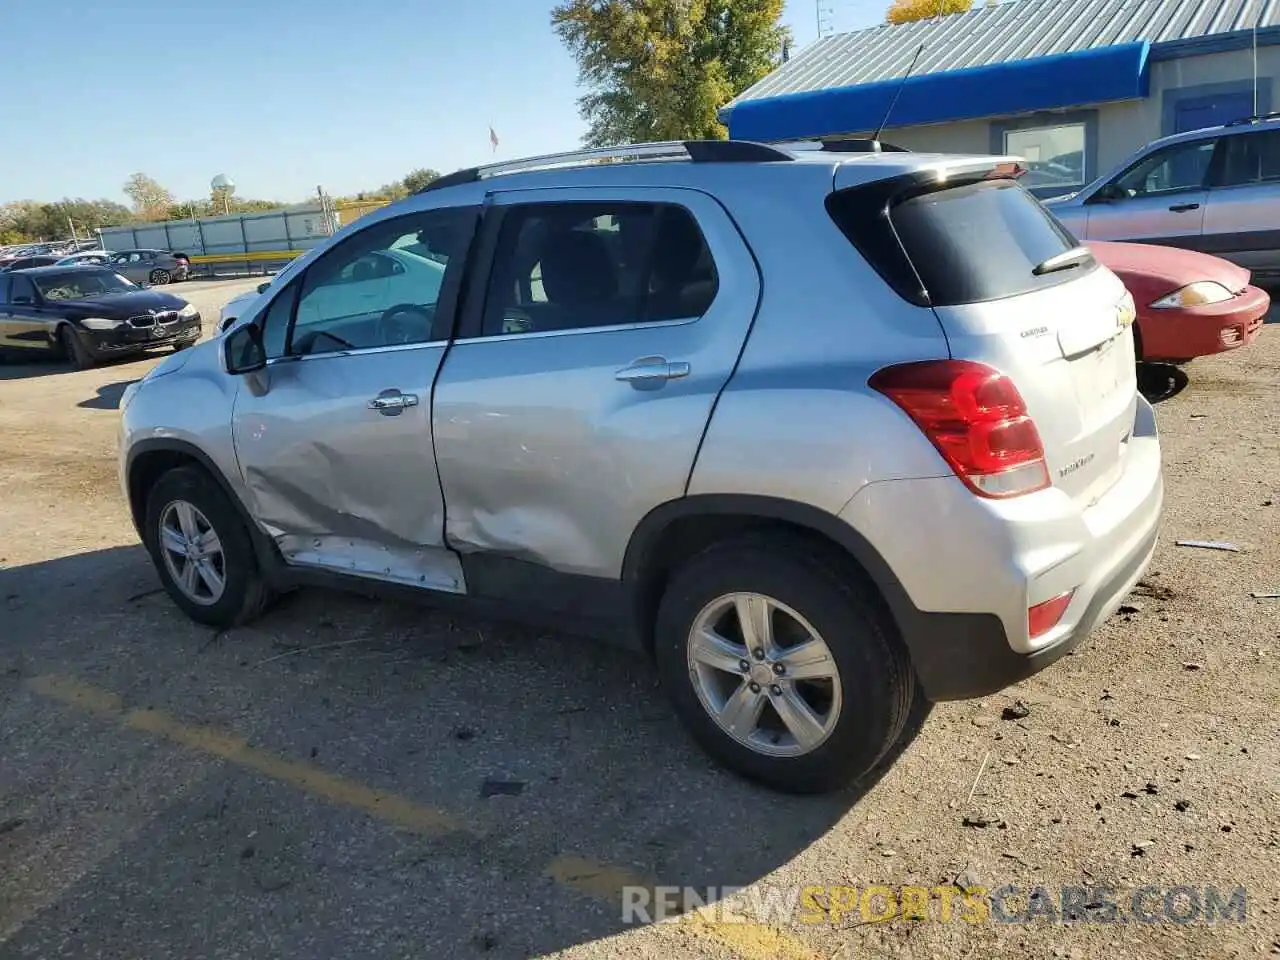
480;202;717;337
1219;130;1280;186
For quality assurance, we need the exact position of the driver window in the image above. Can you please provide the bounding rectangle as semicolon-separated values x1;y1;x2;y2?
1114;140;1217;197
288;206;473;357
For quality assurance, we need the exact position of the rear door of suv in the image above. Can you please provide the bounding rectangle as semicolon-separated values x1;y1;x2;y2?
431;186;760;592
1201;125;1280;277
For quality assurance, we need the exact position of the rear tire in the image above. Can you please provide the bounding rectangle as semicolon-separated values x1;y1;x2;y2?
150;268;171;285
143;466;272;628
59;325;96;370
653;535;917;794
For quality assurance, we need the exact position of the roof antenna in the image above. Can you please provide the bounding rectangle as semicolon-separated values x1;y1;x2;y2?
871;42;925;145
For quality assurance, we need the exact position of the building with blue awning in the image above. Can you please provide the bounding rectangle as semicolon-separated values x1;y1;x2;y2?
721;0;1280;195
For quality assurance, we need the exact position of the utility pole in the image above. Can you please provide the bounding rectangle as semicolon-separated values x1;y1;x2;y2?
67;217;79;246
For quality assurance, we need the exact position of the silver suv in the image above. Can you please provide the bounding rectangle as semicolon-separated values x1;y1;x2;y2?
119;140;1164;793
1047;114;1280;279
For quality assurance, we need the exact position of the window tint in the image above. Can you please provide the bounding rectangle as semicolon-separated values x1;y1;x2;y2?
287;206;473;356
10;275;36;302
1115;140;1216;195
829;179;1087;306
1219;130;1280;186
480;202;717;337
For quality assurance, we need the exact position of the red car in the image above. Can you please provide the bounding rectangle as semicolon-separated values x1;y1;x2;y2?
1088;241;1268;363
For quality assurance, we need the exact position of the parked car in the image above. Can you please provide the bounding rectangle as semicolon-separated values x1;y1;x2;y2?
55;250;115;267
0;253;60;272
108;249;191;285
1046;113;1280;279
218;280;273;332
0;265;200;369
118;140;1163;793
1087;240;1268;362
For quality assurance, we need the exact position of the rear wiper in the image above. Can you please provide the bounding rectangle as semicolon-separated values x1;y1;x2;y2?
1032;245;1093;276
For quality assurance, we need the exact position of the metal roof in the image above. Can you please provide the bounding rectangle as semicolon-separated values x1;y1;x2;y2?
728;0;1280;107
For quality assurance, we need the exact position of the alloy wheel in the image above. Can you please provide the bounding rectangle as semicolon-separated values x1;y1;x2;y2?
686;592;843;758
158;499;226;605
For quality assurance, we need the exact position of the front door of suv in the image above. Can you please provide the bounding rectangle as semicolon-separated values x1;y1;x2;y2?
230;204;477;590
1081;137;1220;247
431;187;761;595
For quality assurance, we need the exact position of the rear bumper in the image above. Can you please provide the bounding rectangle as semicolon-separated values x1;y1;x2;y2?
839;395;1164;701
1140;285;1269;360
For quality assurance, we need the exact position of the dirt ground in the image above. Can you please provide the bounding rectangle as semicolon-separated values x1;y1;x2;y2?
1;277;1277;959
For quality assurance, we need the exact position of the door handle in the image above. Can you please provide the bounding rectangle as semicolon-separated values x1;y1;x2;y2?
368;389;419;416
615;357;691;384
1168;202;1200;212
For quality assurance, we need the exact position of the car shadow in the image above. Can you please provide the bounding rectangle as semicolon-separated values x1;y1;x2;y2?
1137;361;1189;403
0;545;929;958
77;379;140;410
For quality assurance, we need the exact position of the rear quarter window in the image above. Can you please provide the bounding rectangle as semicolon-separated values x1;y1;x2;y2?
828;177;1093;307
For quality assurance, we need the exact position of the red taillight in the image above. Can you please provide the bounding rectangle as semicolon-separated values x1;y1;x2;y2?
1028;590;1074;639
869;360;1050;498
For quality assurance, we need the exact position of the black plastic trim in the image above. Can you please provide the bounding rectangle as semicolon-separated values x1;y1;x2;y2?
623;494;1099;702
418;168;480;193
682;139;794;163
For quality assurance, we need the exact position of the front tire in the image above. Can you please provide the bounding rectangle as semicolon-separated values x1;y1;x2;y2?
143;466;272;627
653;536;916;794
149;268;171;285
59;325;97;370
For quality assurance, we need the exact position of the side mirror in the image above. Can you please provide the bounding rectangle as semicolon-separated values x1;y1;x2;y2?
257;281;271;294
224;322;267;374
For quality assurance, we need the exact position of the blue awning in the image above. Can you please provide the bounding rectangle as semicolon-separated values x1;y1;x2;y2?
724;41;1151;141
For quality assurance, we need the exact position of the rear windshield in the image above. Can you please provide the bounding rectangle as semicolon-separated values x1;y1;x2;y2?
828;177;1093;306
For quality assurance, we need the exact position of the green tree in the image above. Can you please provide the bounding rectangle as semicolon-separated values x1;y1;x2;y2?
886;0;972;25
402;168;441;193
122;172;174;220
552;0;789;146
0;198;132;241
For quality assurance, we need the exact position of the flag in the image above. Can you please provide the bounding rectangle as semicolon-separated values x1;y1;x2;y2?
489;126;499;153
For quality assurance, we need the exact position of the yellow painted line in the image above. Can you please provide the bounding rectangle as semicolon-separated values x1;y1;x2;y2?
28;675;820;959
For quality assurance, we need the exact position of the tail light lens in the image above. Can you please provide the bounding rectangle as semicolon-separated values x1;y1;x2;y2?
1028;590;1074;639
869;360;1050;498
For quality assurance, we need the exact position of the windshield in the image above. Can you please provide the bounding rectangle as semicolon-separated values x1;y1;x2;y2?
35;270;137;301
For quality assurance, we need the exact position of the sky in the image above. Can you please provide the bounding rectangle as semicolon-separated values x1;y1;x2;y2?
0;0;887;206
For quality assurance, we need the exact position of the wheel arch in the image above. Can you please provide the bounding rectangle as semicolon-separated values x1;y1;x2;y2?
126;438;280;575
622;494;915;657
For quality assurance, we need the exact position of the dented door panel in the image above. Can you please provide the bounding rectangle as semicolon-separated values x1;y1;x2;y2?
432;185;762;579
231;345;461;588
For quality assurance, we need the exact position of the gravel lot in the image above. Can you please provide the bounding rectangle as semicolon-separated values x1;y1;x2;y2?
1;277;1277;959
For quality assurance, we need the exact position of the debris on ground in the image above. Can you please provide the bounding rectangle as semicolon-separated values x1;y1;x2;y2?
1175;539;1241;552
1249;591;1280;599
1182;662;1204;671
961;812;1006;829
1131;579;1175;600
452;725;477;741
480;778;525;798
1118;602;1143;614
1001;700;1031;721
1175;799;1191;812
0;817;25;836
1143;783;1158;795
1131;840;1154;856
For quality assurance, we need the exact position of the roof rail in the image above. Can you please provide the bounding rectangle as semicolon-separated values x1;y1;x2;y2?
1224;111;1280;127
418;139;793;193
765;138;907;154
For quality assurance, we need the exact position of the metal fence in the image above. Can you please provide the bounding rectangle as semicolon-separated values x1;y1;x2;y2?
96;201;391;277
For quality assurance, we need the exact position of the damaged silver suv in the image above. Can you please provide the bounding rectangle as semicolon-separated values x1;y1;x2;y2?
119;140;1163;793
